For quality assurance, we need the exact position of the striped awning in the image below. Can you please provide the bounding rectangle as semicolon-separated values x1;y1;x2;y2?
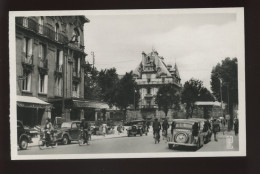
17;95;52;109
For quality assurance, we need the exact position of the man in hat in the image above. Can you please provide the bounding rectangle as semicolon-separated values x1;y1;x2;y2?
152;118;161;141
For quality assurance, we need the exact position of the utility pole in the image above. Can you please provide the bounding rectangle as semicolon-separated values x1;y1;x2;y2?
91;51;95;69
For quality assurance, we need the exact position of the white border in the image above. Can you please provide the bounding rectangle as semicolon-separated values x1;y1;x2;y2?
9;8;246;160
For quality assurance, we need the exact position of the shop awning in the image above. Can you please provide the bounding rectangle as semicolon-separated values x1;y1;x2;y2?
73;100;109;109
17;95;52;109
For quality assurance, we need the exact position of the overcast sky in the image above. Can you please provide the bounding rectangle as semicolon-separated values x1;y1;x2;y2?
84;12;239;90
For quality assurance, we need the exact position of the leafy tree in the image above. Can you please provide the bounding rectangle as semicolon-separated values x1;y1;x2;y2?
155;84;180;118
198;87;215;119
114;71;140;121
181;79;214;118
210;57;238;129
84;64;102;100
98;68;119;107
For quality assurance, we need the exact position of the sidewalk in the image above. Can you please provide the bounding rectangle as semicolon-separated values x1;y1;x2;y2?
198;130;239;152
28;128;128;147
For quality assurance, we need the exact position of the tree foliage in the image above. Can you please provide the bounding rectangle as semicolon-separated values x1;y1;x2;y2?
114;71;140;120
155;84;180;117
181;79;214;118
210;57;238;129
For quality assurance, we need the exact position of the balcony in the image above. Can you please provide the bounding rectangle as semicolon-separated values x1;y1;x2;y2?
72;71;81;83
136;79;180;87
16;17;68;44
54;65;63;78
38;58;48;75
144;94;153;99
21;54;34;72
72;91;80;98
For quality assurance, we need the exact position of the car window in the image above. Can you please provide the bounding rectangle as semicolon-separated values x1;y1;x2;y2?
176;123;193;129
71;123;77;129
61;122;71;128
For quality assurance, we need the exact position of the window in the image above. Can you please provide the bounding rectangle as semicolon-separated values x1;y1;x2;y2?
22;71;31;91
71;123;77;129
23;37;33;62
39;74;48;93
147;87;151;94
162;77;165;83
23;17;28;27
73;57;80;76
72;82;79;98
55;77;62;96
56;49;63;72
55;23;59;41
38;17;44;34
38;43;46;59
73;28;80;46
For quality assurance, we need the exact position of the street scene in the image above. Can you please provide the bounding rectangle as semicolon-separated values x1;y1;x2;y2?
10;9;244;158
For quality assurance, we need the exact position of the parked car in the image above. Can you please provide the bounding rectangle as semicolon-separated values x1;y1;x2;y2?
126;120;148;137
56;121;81;145
17;121;32;150
167;119;208;150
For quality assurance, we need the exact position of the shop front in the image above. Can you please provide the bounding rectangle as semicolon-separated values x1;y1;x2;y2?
16;95;52;127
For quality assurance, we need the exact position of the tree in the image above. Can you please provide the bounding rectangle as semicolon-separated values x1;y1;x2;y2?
155;84;180;118
199;87;215;119
181;79;214;118
98;68;119;107
114;71;140;121
210;57;238;129
84;63;102;100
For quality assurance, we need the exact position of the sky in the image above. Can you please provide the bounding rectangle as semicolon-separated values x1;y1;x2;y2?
84;12;240;90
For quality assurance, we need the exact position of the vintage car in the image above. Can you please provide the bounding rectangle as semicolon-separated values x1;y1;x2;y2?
167;119;210;150
17;121;33;150
56;121;81;145
126;120;148;137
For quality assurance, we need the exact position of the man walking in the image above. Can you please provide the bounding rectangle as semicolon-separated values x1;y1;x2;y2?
152;118;161;141
212;119;219;141
162;119;169;137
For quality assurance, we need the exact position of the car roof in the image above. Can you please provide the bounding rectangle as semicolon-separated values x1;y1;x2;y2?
62;121;81;124
129;120;145;123
172;119;198;124
188;118;207;122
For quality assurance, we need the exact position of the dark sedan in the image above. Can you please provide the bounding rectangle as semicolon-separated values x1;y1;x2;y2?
56;121;81;145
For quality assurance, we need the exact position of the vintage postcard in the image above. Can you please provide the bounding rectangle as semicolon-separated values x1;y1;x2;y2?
9;8;246;160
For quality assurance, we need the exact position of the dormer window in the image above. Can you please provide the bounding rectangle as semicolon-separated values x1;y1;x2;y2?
38;17;44;34
72;28;80;46
23;17;28;27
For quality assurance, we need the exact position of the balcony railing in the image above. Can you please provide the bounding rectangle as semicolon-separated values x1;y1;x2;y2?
22;54;33;65
16;17;68;44
136;79;179;86
38;58;48;69
55;65;63;73
72;91;80;98
144;94;154;98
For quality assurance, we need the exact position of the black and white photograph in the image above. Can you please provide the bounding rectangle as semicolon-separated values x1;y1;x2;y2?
9;8;246;160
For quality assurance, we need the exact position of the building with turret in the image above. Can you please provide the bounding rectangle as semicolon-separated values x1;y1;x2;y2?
132;50;182;120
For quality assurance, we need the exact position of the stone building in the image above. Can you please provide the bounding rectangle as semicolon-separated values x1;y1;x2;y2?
132;50;182;120
15;16;90;127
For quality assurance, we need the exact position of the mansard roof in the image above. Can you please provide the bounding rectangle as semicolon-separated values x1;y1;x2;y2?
133;50;180;79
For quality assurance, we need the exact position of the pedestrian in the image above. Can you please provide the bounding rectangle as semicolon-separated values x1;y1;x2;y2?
152;118;161;142
162;119;169;138
234;118;239;135
44;117;53;147
212;119;219;141
146;121;150;132
117;124;122;135
192;122;199;144
102;123;107;136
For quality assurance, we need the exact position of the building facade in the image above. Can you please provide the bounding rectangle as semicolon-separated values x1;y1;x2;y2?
132;50;182;120
16;16;89;127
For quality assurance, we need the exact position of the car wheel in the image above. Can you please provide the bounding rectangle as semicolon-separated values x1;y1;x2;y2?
62;135;69;145
168;144;173;149
19;138;28;150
